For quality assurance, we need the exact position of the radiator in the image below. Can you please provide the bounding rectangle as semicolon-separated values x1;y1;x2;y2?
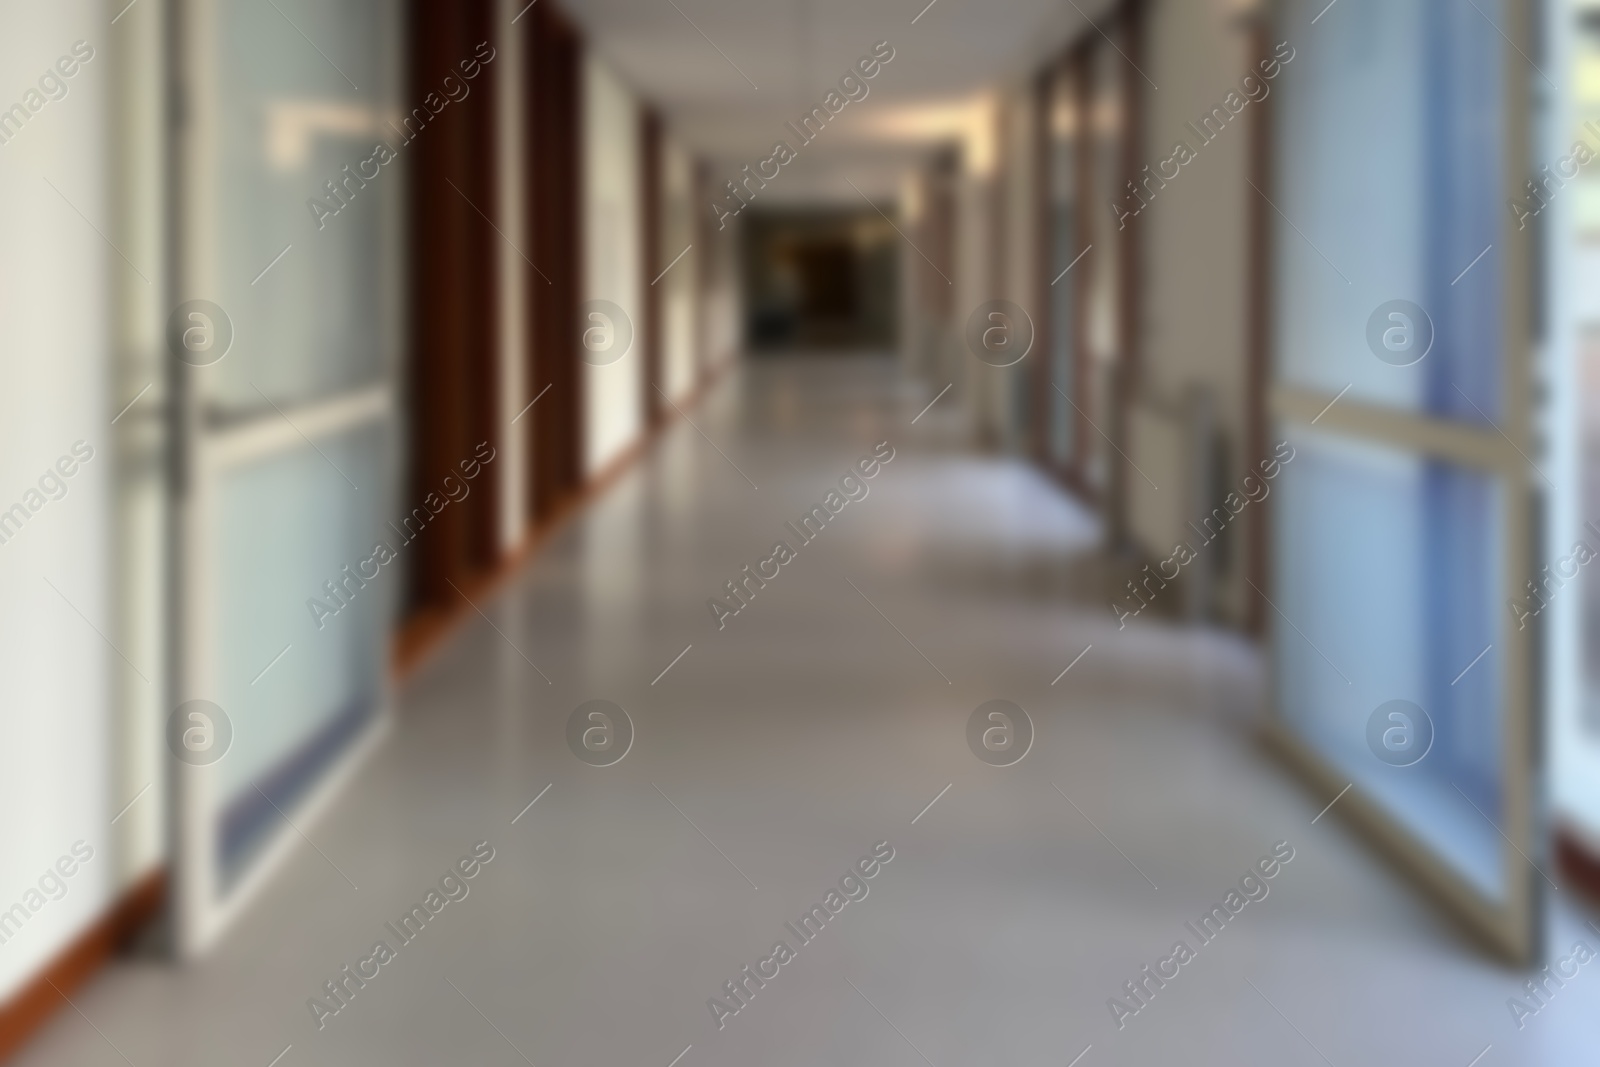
1126;385;1220;621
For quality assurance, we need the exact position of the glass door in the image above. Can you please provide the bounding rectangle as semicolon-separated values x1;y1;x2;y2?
1265;0;1541;960
170;0;404;954
1043;55;1081;473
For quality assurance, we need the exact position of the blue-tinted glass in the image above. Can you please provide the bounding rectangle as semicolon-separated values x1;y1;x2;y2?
1274;0;1503;422
211;422;394;885
205;0;402;415
1274;425;1506;899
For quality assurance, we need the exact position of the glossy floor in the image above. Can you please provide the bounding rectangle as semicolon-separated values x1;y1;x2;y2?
17;356;1600;1066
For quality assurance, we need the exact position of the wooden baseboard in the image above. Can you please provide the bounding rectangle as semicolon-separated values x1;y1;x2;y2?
0;359;738;1066
392;535;540;679
10;354;715;1060
1557;826;1600;905
392;360;734;681
0;868;165;1063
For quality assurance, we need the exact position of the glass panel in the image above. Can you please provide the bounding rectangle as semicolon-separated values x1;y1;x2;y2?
1046;63;1079;467
1083;38;1126;491
1273;424;1505;899
210;421;394;887
203;0;402;415
1273;0;1503;422
170;0;404;949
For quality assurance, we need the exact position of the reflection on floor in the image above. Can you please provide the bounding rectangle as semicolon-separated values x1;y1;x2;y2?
17;357;1600;1066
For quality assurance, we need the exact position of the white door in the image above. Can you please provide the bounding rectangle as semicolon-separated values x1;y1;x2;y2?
169;0;404;954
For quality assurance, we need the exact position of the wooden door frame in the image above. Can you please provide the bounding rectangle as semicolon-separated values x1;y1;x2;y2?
1243;15;1273;637
1030;66;1054;468
1069;39;1096;498
1106;0;1148;549
641;108;664;427
404;0;502;621
525;0;585;523
693;159;713;387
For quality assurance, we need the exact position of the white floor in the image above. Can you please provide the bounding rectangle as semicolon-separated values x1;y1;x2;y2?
16;357;1600;1066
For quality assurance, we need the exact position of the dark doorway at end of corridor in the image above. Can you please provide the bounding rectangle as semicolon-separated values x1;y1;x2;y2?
742;208;900;354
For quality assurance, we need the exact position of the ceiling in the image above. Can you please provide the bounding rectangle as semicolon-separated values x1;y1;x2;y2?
561;0;1109;199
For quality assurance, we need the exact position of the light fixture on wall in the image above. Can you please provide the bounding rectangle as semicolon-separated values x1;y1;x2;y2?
857;94;998;179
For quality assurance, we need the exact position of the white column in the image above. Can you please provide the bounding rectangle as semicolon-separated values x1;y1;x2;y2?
496;0;530;549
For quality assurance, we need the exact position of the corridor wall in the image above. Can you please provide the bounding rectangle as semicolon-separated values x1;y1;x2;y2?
0;0;116;1008
495;0;532;550
1132;0;1260;626
582;54;645;476
660;136;700;403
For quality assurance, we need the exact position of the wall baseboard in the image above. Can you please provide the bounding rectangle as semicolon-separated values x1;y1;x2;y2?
393;357;735;680
0;867;165;1064
5;353;731;1061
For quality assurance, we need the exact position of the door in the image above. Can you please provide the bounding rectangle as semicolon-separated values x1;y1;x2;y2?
1039;54;1082;478
170;0;404;954
1264;0;1540;960
403;0;502;633
641;109;664;426
527;1;585;522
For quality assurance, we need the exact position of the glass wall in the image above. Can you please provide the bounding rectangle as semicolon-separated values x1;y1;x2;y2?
1037;22;1136;501
1044;60;1080;471
1268;0;1539;959
1273;0;1503;422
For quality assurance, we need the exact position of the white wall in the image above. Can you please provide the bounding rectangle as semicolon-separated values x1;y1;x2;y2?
661;135;699;402
996;85;1039;454
582;55;644;475
1137;0;1253;622
0;3;116;1001
497;0;531;546
110;0;169;898
955;97;1004;448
